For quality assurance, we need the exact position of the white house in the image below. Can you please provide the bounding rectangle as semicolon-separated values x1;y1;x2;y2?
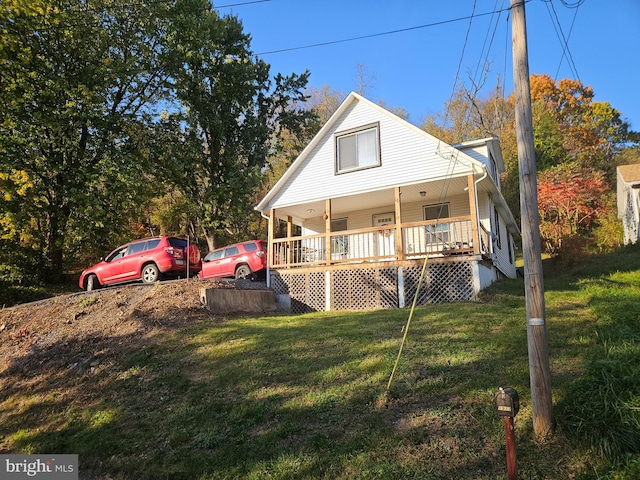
256;92;519;312
617;164;640;245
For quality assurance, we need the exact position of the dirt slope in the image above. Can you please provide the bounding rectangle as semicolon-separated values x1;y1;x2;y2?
0;279;263;384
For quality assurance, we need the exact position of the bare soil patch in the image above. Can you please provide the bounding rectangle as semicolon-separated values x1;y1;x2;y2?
0;278;266;395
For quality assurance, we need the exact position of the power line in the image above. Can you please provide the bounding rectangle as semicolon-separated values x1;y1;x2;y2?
215;0;271;8
256;6;517;56
444;0;477;131
542;0;581;82
473;0;507;90
553;1;580;80
502;5;510;99
559;0;586;8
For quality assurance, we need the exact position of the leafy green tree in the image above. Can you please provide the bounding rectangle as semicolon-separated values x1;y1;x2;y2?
0;0;175;280
165;1;314;251
532;103;568;170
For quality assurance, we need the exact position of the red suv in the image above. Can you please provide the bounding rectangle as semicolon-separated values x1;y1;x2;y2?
199;240;267;280
79;236;201;291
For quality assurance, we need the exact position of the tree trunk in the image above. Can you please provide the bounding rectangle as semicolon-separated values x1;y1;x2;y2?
204;227;217;253
45;205;70;284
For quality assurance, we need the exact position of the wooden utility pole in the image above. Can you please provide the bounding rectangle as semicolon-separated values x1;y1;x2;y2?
510;0;554;437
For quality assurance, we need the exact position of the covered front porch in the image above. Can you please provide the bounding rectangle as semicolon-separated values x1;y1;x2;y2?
263;174;502;312
266;174;492;269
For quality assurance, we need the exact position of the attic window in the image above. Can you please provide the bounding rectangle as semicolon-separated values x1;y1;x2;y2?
335;123;380;173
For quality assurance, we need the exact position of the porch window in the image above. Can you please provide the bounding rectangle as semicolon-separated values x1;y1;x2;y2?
335;123;380;173
331;217;348;257
424;203;450;246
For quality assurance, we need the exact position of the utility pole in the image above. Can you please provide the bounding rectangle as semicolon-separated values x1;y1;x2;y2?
510;0;554;437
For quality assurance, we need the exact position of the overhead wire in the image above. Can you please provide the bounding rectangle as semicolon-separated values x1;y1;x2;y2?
386;0;533;397
549;0;581;81
444;0;477;131
256;5;517;56
214;0;271;8
551;0;582;81
542;0;581;82
502;7;510;99
472;0;506;89
559;0;586;7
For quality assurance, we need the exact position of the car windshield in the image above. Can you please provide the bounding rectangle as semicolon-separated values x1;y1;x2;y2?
106;247;126;262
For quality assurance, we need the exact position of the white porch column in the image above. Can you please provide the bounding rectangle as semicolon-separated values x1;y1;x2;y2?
467;174;481;254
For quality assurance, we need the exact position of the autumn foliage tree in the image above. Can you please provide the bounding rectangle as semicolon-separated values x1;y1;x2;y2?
423;73;637;256
530;74;633;179
537;165;609;255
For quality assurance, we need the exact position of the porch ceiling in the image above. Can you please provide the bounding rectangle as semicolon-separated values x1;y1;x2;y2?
273;177;473;223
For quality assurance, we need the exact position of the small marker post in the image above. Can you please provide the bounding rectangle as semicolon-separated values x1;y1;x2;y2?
494;387;519;480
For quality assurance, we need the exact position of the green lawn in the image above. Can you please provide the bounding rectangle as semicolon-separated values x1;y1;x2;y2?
2;245;640;479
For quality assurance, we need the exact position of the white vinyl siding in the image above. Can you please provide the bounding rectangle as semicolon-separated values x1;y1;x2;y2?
267;101;474;209
482;196;516;278
336;125;380;173
458;144;500;188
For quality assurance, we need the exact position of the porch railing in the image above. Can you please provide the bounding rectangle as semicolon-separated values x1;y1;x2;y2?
271;215;489;268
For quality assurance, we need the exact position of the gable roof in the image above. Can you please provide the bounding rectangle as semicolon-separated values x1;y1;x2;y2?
256;92;486;214
618;164;640;184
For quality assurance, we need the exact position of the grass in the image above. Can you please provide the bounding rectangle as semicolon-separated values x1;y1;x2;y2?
2;245;640;478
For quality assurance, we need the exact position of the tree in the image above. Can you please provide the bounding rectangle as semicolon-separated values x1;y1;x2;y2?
423;74;638;252
166;1;314;251
529;74;635;179
537;164;608;255
421;78;514;145
0;0;175;281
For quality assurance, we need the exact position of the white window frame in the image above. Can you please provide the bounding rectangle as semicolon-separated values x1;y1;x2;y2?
335;123;381;174
423;203;450;245
331;217;349;257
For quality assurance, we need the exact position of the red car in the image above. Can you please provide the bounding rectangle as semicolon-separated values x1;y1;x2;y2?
199;240;267;280
79;236;201;291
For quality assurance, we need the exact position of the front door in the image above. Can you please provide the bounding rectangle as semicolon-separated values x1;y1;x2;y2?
372;212;395;258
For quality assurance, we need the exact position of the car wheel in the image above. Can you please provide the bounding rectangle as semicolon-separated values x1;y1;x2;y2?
142;263;160;283
235;264;252;280
86;274;100;291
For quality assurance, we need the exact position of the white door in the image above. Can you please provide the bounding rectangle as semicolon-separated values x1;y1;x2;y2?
372;212;395;258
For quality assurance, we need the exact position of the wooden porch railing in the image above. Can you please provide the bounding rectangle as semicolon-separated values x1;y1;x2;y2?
270;215;490;268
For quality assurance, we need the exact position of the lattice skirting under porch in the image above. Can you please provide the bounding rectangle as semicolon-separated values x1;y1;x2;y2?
270;259;476;313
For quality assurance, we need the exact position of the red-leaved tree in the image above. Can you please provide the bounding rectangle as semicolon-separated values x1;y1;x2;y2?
537;164;609;255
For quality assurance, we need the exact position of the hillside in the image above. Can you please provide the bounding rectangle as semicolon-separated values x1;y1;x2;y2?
2;249;640;479
0;279;263;393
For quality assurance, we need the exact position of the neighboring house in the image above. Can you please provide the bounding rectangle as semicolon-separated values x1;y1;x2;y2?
617;164;640;245
256;92;519;312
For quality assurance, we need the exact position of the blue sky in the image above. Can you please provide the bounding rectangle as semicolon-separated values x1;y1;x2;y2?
221;0;639;131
